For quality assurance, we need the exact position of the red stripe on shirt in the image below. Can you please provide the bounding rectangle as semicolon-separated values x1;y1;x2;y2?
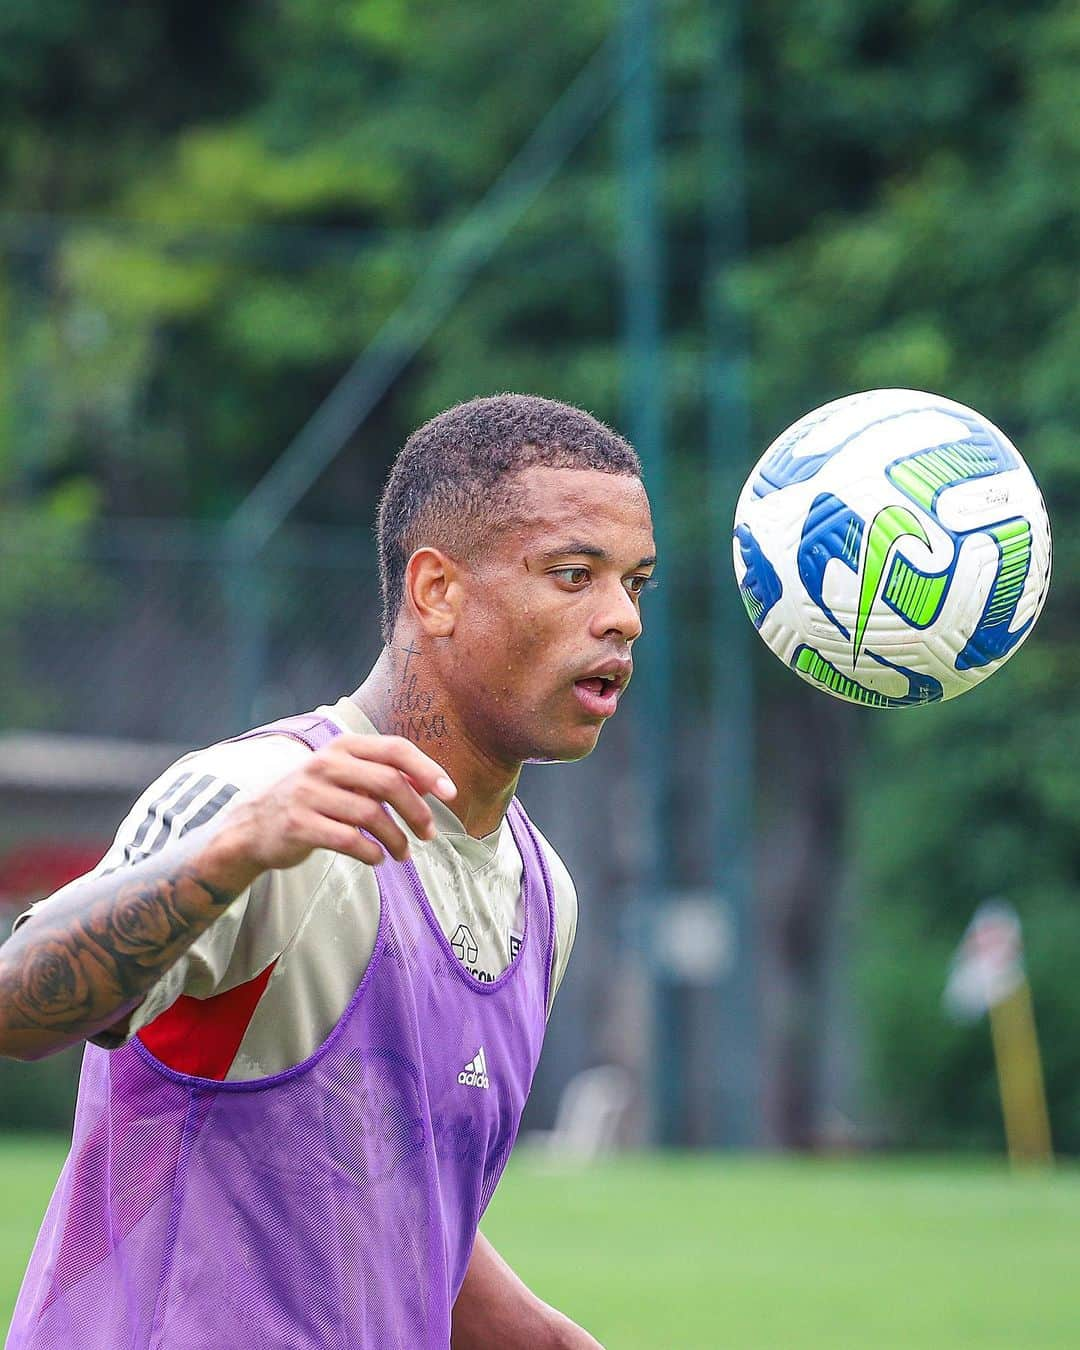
138;960;278;1080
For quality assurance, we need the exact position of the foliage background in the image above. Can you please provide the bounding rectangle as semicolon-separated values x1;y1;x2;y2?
1;0;1079;1150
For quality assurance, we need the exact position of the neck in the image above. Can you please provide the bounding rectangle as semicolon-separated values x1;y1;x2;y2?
352;640;521;838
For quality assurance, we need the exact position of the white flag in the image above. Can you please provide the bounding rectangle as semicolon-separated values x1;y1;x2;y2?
944;900;1024;1022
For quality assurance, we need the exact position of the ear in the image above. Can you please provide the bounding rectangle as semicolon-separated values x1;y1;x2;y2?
403;548;460;636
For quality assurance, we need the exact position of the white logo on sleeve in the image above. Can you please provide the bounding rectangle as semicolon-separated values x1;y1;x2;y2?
458;1046;489;1089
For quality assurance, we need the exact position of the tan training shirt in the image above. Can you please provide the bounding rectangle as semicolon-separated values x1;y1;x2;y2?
17;697;577;1081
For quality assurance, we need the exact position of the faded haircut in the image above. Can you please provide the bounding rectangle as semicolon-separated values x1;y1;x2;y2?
376;393;641;639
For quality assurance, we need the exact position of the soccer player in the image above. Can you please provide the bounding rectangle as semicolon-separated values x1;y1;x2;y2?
0;394;656;1349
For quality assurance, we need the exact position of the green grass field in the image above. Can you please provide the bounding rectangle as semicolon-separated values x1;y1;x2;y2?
3;1135;1077;1348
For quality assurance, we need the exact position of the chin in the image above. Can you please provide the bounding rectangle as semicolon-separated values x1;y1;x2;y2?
524;727;605;765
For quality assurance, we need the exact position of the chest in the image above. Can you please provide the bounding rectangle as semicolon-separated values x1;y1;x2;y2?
315;904;547;1199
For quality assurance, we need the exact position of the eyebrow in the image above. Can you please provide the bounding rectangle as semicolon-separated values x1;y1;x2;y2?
539;543;657;568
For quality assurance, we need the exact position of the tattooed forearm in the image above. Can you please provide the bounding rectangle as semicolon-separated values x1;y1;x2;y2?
0;830;249;1061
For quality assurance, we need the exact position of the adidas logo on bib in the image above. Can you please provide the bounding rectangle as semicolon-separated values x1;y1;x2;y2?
458;1047;489;1090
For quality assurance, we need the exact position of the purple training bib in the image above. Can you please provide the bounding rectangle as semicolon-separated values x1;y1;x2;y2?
8;717;555;1349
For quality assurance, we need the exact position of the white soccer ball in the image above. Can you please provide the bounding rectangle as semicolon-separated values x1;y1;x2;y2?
732;389;1052;708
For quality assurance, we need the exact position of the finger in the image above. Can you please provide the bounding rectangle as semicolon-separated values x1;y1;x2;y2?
330;735;457;802
317;758;438;841
303;783;412;862
356;810;411;864
298;809;385;866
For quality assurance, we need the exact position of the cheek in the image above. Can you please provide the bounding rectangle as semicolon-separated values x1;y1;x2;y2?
460;612;534;692
506;604;562;663
511;626;574;712
458;587;566;697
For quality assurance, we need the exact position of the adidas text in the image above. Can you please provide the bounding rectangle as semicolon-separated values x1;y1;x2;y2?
458;1047;489;1089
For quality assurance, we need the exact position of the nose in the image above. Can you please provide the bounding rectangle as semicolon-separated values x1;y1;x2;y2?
590;579;643;642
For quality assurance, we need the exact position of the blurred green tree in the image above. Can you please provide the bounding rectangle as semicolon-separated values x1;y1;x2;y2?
733;0;1080;1151
1;0;1078;1150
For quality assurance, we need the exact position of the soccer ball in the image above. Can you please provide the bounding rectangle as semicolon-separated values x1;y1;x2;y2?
732;389;1052;708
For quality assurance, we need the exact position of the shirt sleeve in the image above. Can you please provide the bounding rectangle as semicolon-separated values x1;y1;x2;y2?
13;736;319;1048
13;756;242;936
120;888;257;1041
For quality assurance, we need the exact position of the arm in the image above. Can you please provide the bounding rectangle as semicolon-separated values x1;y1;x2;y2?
451;1232;603;1350
0;735;456;1062
0;826;258;1060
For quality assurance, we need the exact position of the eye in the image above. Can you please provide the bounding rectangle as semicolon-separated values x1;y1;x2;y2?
625;574;657;597
551;566;591;588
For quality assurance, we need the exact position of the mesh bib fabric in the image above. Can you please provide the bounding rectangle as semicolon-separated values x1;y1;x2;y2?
8;717;555;1349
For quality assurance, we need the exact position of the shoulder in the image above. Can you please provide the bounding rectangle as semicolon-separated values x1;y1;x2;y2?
15;716;330;931
515;808;578;1008
137;698;362;804
151;729;314;796
89;730;310;874
116;704;363;844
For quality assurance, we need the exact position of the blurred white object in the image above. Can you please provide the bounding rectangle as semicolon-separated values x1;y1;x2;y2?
655;893;733;983
944;900;1024;1021
943;900;1052;1166
526;1065;633;1161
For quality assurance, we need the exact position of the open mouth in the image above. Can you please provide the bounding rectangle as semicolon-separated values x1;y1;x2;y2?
572;675;622;718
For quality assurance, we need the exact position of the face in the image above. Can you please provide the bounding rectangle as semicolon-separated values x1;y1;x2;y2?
440;467;656;764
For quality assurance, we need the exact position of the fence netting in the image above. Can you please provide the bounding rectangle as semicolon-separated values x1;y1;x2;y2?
2;522;381;745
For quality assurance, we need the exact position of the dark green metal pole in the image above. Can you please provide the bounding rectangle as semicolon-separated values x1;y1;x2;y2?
704;0;761;1147
619;0;680;1145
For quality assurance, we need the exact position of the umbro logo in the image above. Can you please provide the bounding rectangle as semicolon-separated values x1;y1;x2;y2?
458;1046;489;1090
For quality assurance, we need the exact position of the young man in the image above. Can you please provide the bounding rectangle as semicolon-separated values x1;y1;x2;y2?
1;393;656;1349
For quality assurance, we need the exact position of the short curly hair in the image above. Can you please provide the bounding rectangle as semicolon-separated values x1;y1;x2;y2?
376;393;641;639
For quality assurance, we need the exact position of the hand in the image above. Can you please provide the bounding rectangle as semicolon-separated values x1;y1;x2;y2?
219;734;457;876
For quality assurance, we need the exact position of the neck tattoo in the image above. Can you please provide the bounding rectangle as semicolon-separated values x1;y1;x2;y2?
389;667;448;746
